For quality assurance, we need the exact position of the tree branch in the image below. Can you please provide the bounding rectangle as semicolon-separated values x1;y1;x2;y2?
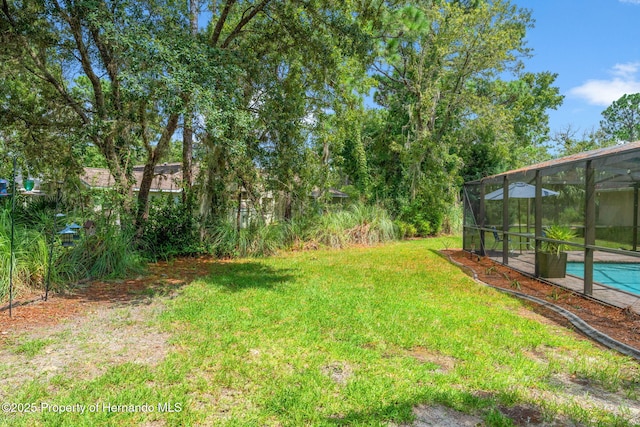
221;0;272;48
211;0;236;46
87;8;122;112
1;0;91;126
55;0;107;119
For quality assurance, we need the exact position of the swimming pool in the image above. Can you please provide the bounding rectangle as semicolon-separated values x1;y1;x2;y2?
566;262;640;295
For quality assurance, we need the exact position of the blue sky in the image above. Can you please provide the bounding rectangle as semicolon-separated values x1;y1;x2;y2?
514;0;640;137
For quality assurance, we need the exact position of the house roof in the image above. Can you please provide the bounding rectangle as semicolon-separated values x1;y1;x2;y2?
83;163;350;198
310;188;349;199
473;140;640;185
82;163;183;193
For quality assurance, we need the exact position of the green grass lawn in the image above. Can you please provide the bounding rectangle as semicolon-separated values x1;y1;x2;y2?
3;238;639;426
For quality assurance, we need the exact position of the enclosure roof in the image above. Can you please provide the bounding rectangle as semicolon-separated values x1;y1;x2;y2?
470;140;640;184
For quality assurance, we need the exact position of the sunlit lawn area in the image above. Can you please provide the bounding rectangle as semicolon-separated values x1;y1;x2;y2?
3;238;639;426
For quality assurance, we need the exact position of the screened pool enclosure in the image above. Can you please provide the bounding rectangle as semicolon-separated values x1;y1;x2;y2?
463;141;640;309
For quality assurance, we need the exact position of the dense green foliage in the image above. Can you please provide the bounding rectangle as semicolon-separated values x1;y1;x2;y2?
600;93;640;143
56;226;146;282
0;0;604;292
139;197;203;260
2;1;636;294
368;2;563;232
207;203;397;258
0;0;562;236
0;201;145;299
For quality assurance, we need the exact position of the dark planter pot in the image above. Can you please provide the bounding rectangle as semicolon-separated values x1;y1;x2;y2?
538;252;568;278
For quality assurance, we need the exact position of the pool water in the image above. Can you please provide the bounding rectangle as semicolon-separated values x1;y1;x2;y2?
566;262;640;295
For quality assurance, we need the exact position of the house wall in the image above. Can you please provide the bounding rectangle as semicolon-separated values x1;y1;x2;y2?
230;191;275;227
597;189;636;227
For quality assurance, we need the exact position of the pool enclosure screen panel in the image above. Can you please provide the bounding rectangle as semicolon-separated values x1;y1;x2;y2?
592;152;640;250
462;182;482;252
463;141;640;297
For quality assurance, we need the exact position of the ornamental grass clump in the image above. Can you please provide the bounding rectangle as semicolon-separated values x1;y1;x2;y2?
542;225;577;255
0;208;49;300
312;204;397;248
209;221;288;258
55;225;145;282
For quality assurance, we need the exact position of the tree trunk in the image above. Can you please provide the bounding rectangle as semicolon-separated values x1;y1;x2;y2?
190;0;198;34
284;191;292;221
136;162;156;226
102;142;135;216
236;190;242;231
182;0;197;203
182;105;194;202
136;113;180;236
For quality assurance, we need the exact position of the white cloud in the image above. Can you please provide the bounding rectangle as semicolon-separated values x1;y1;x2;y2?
611;62;640;78
569;62;640;106
620;0;640;4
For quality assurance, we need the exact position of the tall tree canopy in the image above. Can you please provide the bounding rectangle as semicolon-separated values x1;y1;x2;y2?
366;0;562;232
1;0;563;238
600;93;640;144
1;0;199;219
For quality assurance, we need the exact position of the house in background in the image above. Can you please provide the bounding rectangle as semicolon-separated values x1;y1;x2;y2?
228;185;348;227
81;163;184;202
311;188;349;204
81;163;349;226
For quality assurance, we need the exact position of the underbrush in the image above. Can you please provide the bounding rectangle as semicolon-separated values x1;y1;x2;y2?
55;226;146;282
312;203;396;248
138;197;204;260
2;201;399;299
207;203;398;257
1;202;145;301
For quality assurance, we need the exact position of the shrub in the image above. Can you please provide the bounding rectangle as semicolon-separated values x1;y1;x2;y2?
395;220;417;239
2;201;147;300
398;200;444;237
441;200;463;235
205;204;397;256
208;221;287;258
139;196;203;260
0;208;49;300
12;194;58;232
282;216;315;250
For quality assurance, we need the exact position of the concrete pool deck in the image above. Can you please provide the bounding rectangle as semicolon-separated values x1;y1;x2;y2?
486;250;640;313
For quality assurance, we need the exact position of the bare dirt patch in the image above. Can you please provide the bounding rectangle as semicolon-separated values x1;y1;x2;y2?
544;373;640;421
405;347;457;373
0;299;169;398
321;362;353;386
400;404;483;427
405;402;579;426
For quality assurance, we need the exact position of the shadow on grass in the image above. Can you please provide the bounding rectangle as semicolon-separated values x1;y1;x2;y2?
0;258;296;331
206;261;297;292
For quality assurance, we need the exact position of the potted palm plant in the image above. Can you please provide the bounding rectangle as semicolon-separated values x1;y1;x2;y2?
538;225;576;278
